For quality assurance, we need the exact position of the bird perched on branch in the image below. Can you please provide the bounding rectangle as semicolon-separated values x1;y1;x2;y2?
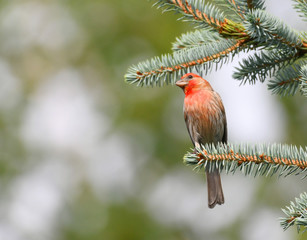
176;73;227;208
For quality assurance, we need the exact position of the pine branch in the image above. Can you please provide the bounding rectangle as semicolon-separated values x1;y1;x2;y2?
154;0;249;38
244;9;302;49
214;1;243;22
228;1;247;19
221;0;265;19
280;192;307;231
293;0;307;22
154;0;227;30
184;142;307;178
219;0;247;20
172;29;223;51
246;0;266;10
268;59;307;96
125;0;307;95
300;64;307;97
215;0;266;22
233;48;299;84
125;39;246;86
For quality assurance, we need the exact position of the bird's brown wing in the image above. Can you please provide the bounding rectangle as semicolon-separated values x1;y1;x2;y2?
184;110;196;147
221;102;227;144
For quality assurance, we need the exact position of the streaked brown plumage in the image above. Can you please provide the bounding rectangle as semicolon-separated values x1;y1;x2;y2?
176;73;227;208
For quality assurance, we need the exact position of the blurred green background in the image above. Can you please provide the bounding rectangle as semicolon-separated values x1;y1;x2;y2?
0;0;306;240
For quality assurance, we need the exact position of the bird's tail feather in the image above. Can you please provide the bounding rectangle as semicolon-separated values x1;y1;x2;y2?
206;168;224;208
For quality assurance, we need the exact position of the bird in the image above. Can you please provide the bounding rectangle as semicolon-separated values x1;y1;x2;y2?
176;73;227;208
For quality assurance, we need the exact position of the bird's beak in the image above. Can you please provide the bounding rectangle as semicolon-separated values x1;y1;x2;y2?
175;79;188;88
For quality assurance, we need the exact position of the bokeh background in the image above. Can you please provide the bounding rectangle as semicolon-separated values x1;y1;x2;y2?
0;0;306;239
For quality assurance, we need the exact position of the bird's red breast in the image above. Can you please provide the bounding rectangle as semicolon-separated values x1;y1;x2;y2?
177;73;227;145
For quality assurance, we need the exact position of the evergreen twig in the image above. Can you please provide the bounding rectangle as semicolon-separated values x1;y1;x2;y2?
268;59;307;96
300;64;307;96
154;0;227;30
125;38;246;86
233;48;299;84
280;192;307;232
293;0;307;22
184;142;307;178
172;29;223;51
244;9;302;48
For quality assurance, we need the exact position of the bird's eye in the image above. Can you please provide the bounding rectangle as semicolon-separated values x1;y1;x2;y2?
187;75;193;79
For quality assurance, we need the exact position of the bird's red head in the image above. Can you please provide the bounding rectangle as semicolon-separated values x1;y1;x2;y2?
176;73;212;94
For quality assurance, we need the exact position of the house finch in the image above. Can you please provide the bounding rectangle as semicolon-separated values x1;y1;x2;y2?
176;73;227;208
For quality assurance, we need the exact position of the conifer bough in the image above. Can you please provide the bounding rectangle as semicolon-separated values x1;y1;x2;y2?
125;0;307;96
124;0;307;232
185;143;307;178
280;192;307;231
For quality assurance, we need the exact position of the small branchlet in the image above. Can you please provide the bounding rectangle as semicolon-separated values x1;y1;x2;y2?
280;192;307;232
172;29;223;51
125;38;246;86
300;64;307;97
244;9;303;49
154;0;227;30
233;48;299;84
268;59;307;96
184;142;307;178
293;0;307;22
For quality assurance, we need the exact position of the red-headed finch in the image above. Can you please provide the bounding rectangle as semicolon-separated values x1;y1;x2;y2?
176;73;227;208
